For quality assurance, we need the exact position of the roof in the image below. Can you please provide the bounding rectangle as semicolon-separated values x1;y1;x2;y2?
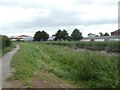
111;29;120;34
17;35;29;38
10;35;32;39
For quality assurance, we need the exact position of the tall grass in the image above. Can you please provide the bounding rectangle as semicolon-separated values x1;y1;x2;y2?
42;41;120;52
10;42;118;88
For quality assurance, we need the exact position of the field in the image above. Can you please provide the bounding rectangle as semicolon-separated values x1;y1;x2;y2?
8;42;119;88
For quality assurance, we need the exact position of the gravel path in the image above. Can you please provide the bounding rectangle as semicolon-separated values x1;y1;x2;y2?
0;45;20;88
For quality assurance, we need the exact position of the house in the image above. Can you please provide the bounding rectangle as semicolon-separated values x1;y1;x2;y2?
111;29;120;36
81;36;120;42
48;36;55;41
82;29;120;42
10;35;33;41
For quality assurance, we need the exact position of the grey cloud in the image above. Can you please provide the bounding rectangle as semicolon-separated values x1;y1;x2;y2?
0;0;46;9
0;0;117;9
73;0;94;5
0;8;117;31
0;0;118;33
103;0;118;6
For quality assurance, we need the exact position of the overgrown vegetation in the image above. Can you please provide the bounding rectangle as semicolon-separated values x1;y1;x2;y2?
1;35;12;48
1;44;16;57
0;35;14;57
0;35;1;57
42;41;120;52
10;42;118;88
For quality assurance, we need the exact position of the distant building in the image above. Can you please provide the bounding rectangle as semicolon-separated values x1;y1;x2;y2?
82;30;120;42
81;36;120;42
48;36;55;41
111;29;120;36
10;35;33;41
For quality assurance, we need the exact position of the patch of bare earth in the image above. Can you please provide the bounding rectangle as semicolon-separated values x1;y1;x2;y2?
5;68;25;88
5;80;24;88
6;69;80;88
27;70;79;88
28;77;54;88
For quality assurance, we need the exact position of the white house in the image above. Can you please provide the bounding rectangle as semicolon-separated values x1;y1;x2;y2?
10;35;33;41
48;36;55;41
81;36;120;42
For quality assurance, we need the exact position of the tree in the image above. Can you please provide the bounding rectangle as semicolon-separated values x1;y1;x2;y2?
34;30;49;41
34;31;42;41
88;33;93;37
66;36;72;41
104;32;110;36
99;32;103;36
88;33;98;37
71;28;83;41
62;30;68;41
1;35;11;48
54;29;63;41
99;32;110;36
41;31;49;41
95;35;99;37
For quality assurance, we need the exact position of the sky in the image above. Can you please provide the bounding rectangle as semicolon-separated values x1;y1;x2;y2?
0;0;119;37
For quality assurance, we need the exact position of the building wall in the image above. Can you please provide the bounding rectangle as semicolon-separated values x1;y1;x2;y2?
23;37;33;41
111;30;120;36
81;39;91;41
94;39;104;42
109;38;120;41
111;33;120;36
82;36;120;42
11;39;17;41
10;35;33;42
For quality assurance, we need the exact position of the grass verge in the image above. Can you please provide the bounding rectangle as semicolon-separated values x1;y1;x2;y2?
0;43;16;58
9;42;118;88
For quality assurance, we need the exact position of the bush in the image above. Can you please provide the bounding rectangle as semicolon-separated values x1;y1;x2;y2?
0;35;2;50
1;35;12;48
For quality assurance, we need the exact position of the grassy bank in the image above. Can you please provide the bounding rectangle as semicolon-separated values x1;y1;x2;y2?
9;42;118;88
42;41;120;52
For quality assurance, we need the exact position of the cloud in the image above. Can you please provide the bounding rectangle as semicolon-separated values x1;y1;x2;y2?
0;0;118;37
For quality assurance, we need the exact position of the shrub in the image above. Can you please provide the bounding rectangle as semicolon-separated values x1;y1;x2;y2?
2;35;12;48
0;35;2;50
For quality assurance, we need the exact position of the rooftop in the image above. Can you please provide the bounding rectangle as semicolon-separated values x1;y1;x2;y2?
111;29;120;34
